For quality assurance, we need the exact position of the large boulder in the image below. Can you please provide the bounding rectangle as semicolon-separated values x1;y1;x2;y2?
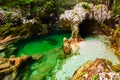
71;58;120;80
63;37;84;55
59;2;112;38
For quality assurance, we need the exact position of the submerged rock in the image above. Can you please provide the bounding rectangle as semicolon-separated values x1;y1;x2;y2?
0;41;18;58
71;58;120;80
0;55;31;79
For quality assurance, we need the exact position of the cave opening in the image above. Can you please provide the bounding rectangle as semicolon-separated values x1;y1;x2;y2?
79;19;103;38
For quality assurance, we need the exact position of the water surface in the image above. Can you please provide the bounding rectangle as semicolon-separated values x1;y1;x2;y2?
15;33;120;80
56;35;120;80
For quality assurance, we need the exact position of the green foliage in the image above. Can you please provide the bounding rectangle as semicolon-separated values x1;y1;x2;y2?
111;27;120;47
82;3;90;10
113;27;120;37
18;0;34;4
112;4;120;14
2;6;9;10
33;6;40;13
92;75;99;80
41;24;47;30
111;0;120;14
0;23;11;32
5;44;17;58
0;23;12;37
0;43;17;58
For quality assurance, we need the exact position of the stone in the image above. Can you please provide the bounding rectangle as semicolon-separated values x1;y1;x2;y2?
63;37;84;55
0;55;31;79
71;58;120;80
59;2;112;38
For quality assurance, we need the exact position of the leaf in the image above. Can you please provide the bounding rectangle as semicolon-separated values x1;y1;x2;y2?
33;6;40;13
18;0;33;4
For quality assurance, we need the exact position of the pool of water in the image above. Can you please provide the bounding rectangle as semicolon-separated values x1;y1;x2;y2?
14;31;71;80
15;31;70;56
56;35;120;80
14;32;120;80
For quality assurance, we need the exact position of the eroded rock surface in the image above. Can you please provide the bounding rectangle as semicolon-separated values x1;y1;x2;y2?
71;58;120;80
63;37;83;55
59;2;112;38
0;55;31;79
0;8;22;25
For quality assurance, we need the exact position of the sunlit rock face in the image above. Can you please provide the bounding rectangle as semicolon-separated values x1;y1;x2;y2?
63;37;83;55
72;58;120;80
92;4;112;23
59;2;112;38
59;2;93;38
56;35;120;80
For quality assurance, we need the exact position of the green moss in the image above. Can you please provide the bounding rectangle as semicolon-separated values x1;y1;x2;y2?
113;27;120;37
95;4;102;9
2;6;9;10
18;0;34;4
112;3;120;14
92;75;99;80
82;3;90;10
0;23;12;32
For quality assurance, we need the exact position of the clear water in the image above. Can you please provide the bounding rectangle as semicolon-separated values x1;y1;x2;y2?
15;33;120;80
15;31;70;56
56;35;120;80
15;31;71;80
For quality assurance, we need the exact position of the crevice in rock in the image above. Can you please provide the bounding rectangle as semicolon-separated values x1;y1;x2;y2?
79;19;103;38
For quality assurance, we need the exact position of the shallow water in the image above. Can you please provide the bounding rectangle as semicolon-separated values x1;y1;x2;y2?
15;31;70;80
56;35;120;80
15;33;120;80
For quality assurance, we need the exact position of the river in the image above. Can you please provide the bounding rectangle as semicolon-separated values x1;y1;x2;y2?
15;32;120;80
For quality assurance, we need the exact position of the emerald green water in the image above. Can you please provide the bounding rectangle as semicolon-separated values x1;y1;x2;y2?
15;31;70;56
14;31;70;80
14;32;120;80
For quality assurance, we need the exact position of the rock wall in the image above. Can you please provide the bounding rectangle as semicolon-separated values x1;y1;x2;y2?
59;2;112;38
